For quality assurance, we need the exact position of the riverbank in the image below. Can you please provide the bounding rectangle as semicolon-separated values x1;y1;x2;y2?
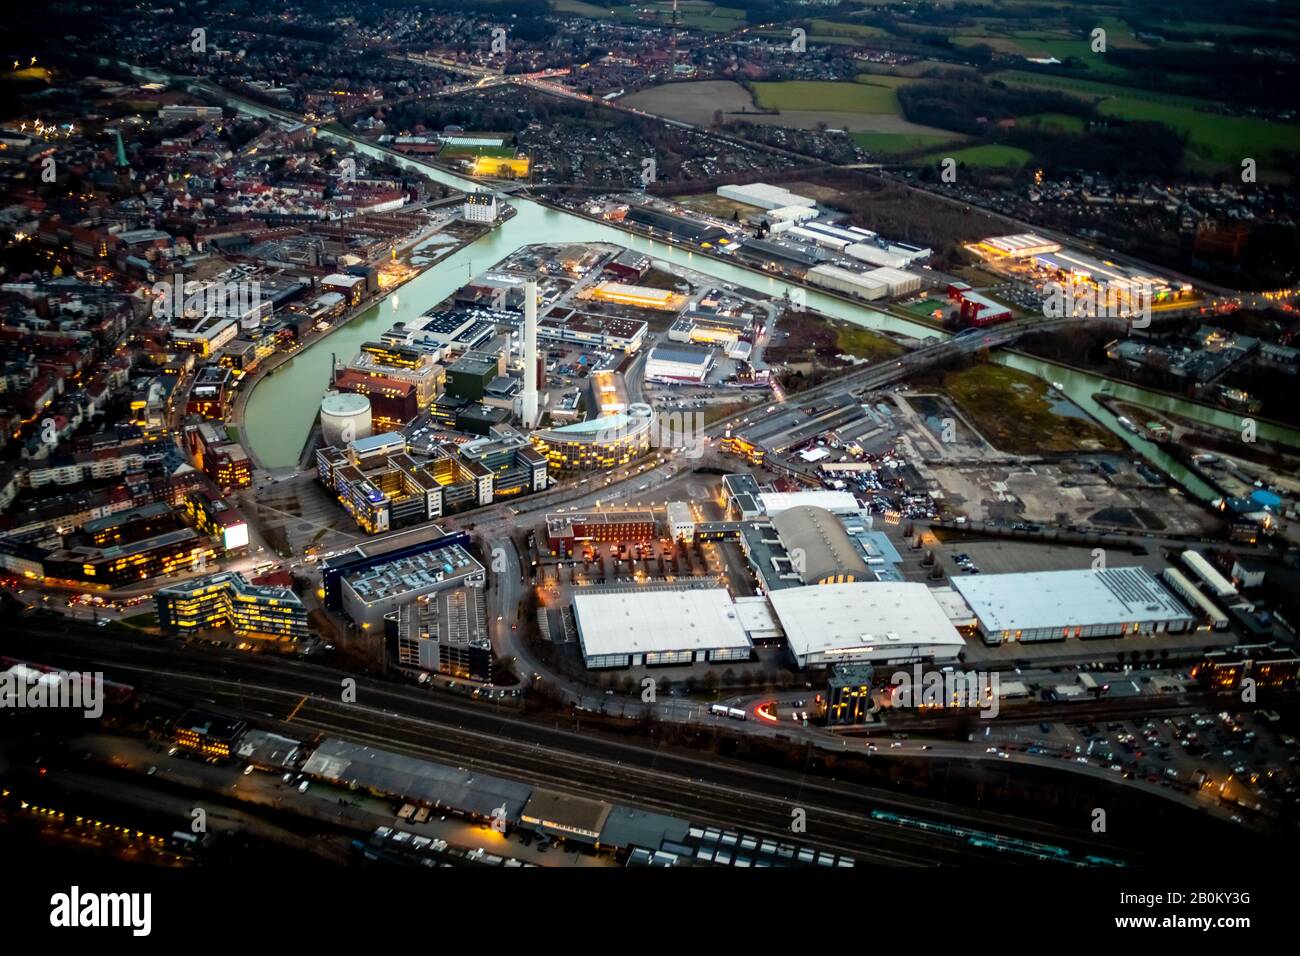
229;216;494;473
170;65;1275;506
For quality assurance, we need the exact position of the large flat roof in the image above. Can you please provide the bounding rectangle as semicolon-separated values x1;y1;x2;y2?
769;582;965;660
573;587;752;656
950;567;1193;634
302;737;531;820
759;490;860;516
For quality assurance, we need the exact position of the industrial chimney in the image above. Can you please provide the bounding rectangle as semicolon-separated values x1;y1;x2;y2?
521;279;540;428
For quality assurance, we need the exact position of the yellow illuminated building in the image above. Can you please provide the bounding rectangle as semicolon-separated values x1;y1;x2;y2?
471;155;530;177
583;281;684;312
155;570;308;642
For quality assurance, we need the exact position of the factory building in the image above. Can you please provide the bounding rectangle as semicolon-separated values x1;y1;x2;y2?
332;368;418;429
769;582;965;668
973;234;1062;259
624;204;729;245
862;266;922;298
344;342;445;407
644;343;714;384
173;709;247;762
763;205;819;225
951;567;1196;645
446;354;500;401
717;183;815;211
1179;550;1238;601
386;308;497;355
539;311;647;353
668;313;750;351
768;506;872;585
1161;568;1229;630
155;570;308;642
573;588;753;669
844;243;912;269
804;264;887;301
758;491;861;517
603;250;651;282
322;273;365;305
954;290;1013;327
584;281;685;312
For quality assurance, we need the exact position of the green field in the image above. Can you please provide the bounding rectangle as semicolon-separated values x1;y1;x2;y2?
1020;112;1086;133
808;18;889;40
553;0;745;31
993;70;1206;107
836;324;906;362
752;78;906;113
1097;98;1300;166
925;144;1033;167
851;131;961;154
942;363;1123;454
552;0;609;15
900;298;950;320
990;69;1300;171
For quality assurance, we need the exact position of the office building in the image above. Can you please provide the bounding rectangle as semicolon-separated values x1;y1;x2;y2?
387;586;492;681
173;708;247;761
1193;644;1300;693
545;510;657;548
339;539;485;628
530;404;655;472
156;570;308;642
43;528;217;587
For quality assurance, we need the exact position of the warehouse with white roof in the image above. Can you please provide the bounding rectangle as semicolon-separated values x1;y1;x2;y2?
758;490;861;516
951;567;1195;645
717;182;815;210
573;588;753;668
769;582;965;667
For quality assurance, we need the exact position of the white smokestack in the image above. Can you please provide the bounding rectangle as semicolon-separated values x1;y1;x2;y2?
521;279;539;428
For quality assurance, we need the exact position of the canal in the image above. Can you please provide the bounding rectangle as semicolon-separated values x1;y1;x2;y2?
138;68;1300;503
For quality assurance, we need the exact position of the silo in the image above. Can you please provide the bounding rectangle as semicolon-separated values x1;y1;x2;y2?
320;391;373;447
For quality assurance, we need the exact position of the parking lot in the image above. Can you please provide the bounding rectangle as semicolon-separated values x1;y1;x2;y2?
980;707;1300;825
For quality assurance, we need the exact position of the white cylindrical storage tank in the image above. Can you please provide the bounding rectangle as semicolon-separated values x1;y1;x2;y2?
320;391;373;447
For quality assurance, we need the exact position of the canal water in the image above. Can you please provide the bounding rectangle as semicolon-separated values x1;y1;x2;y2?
240;122;922;467
146;69;1300;501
